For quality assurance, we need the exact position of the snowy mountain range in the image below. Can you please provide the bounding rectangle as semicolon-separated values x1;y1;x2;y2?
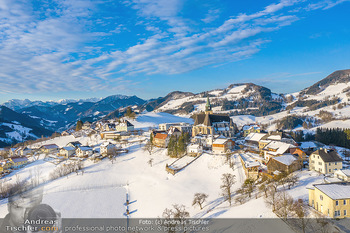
1;69;350;147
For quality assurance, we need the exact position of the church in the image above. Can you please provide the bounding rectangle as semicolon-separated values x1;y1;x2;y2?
192;97;235;138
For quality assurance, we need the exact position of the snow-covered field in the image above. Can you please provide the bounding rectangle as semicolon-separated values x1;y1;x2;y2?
129;112;193;130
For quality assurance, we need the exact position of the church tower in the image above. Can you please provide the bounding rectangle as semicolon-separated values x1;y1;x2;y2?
205;96;213;114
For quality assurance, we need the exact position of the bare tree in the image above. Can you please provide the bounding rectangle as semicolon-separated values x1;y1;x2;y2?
285;174;299;189
241;178;255;198
143;140;153;155
275;191;294;220
259;184;268;198
192;193;208;210
235;195;246;205
220;173;236;206
265;183;278;211
291;199;309;233
162;204;189;232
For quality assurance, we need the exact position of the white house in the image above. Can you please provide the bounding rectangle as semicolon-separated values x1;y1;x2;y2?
76;146;93;157
100;142;118;155
115;119;134;132
335;169;350;181
187;144;203;156
309;149;343;174
60;147;76;158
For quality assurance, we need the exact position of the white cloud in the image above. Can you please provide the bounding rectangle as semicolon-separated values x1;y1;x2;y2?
0;0;348;95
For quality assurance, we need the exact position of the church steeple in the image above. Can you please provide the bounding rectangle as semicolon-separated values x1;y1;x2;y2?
205;95;213;114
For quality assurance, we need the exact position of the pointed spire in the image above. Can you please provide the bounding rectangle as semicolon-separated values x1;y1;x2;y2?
205;95;212;113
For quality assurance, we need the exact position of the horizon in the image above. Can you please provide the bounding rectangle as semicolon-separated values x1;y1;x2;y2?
0;74;341;105
0;0;349;103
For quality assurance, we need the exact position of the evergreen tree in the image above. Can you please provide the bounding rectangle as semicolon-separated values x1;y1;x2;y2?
76;120;83;131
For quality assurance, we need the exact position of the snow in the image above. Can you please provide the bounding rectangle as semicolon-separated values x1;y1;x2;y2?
272;154;297;166
300;141;317;149
314;183;350;200
264;141;295;156
245;132;266;142
129;112;193;130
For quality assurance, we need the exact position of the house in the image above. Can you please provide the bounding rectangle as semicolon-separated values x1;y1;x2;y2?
153;133;169;148
20;147;33;156
266;154;301;174
309;149;343;174
76;146;93;157
245;133;267;147
159;122;192;134
9;157;28;168
242;124;261;137
9;148;19;157
82;121;92;130
239;153;261;179
103;123;116;131
308;182;350;218
212;137;235;154
167;127;182;138
300;141;320;155
0;160;13;173
335;169;350;181
187;144;203;157
100;142;117;155
192;97;235;137
60;147;76;158
289;147;307;161
100;131;123;140
115;119;134;132
191;134;214;149
262;141;296;162
66;141;82;148
40;144;59;154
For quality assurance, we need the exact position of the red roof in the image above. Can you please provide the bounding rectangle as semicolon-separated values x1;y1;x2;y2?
155;133;168;140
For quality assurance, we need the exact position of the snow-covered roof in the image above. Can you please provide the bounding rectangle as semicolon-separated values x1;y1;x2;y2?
41;144;59;149
314;183;350;200
266;135;281;141
78;146;92;151
245;133;266;142
300;141;317;149
335;169;350;177
264;141;295;156
240;153;261;168
62;147;75;151
11;157;28;163
213;138;232;145
272;154;297;166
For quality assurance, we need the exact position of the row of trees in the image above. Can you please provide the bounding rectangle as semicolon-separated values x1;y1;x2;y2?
315;127;350;149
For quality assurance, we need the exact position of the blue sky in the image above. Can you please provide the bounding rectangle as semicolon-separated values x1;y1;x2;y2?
0;0;349;103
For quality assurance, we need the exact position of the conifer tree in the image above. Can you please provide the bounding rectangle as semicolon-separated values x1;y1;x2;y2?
76;120;83;131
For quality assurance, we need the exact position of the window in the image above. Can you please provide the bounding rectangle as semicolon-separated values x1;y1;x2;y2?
329;169;331;172
335;162;337;165
344;200;346;205
336;201;339;206
335;210;340;217
345;210;347;216
320;195;323;201
329;163;331;166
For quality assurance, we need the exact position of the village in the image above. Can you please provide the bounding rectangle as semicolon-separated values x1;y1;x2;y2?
1;97;350;232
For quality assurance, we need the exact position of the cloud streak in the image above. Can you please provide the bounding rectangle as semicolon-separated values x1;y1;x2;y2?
0;0;348;95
